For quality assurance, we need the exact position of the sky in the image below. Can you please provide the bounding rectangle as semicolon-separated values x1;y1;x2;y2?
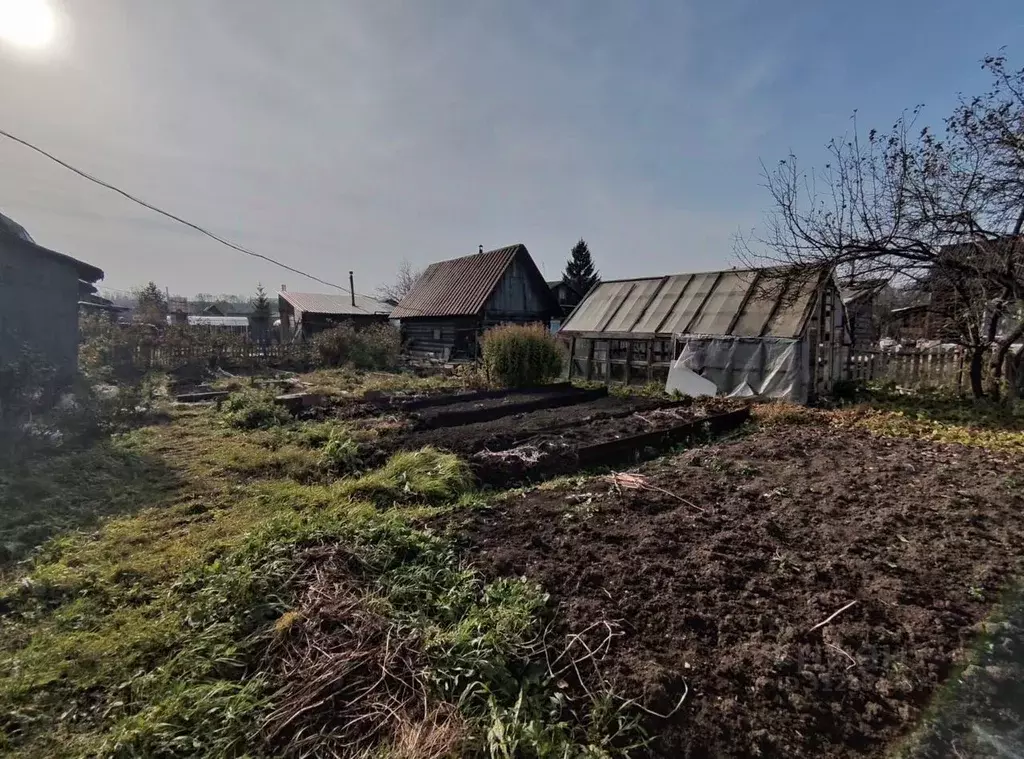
2;0;1023;300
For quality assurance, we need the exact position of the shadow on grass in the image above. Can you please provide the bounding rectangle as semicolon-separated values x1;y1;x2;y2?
0;438;180;565
856;385;1024;432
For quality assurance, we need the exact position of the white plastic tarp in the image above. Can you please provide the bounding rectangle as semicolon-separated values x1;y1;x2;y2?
666;335;807;403
664;364;719;398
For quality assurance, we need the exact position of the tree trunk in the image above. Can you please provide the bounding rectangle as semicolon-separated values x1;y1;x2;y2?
1006;347;1024;402
969;346;986;399
989;320;1024;403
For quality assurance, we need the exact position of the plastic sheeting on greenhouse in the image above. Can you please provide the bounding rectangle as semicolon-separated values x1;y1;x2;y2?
666;335;808;403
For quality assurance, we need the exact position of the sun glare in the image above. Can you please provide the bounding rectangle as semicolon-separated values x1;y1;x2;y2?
0;0;56;50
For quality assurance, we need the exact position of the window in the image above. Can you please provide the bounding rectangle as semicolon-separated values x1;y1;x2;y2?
652;339;673;363
432;328;442;340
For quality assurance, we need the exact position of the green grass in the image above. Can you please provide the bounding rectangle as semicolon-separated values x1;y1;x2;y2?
0;396;644;758
340;446;476;506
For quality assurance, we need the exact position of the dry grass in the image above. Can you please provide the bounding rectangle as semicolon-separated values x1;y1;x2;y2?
263;548;449;758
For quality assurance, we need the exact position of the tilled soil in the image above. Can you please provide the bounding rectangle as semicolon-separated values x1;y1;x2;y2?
393;396;696;454
444;425;1024;758
410;388;588;421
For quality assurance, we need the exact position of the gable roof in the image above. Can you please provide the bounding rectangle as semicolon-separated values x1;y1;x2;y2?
1;211;104;283
278;290;392;316
391;244;557;319
547;279;582;297
558;267;829;340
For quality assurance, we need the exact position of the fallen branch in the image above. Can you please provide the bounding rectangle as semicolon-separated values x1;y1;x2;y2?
808;600;858;634
604;473;706;513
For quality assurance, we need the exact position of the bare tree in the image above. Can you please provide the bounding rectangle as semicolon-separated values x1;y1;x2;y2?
742;55;1024;399
376;260;422;304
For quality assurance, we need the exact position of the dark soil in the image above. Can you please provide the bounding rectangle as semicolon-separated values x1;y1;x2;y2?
394;396;693;454
443;425;1024;758
409;387;597;427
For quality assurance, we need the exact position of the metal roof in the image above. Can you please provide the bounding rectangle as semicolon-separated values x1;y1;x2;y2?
558;267;828;340
278;291;392;316
186;315;251;327
391;244;555;319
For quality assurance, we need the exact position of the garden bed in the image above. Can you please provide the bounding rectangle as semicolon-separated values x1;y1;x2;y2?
443;424;1024;758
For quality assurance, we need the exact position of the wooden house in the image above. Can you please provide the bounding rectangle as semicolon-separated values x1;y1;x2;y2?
1;212;104;383
391;244;559;359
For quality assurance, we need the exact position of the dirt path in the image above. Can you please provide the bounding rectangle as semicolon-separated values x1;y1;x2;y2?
443;425;1024;758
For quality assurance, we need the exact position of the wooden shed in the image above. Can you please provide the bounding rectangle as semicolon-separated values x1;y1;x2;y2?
391;244;559;359
558;266;848;403
1;212;104;383
277;290;392;341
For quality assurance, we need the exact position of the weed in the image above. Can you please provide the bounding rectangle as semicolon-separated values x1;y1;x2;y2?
482;324;564;388
318;430;362;475
221;389;291;430
341;447;475;506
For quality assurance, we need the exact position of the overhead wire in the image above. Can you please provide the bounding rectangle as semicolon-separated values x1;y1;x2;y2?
0;127;474;317
0;127;352;292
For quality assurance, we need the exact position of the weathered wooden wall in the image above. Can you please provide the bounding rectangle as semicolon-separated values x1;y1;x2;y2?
483;257;552;320
401;316;481;359
0;237;81;381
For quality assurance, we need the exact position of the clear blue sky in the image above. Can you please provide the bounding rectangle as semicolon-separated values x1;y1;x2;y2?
1;0;1022;297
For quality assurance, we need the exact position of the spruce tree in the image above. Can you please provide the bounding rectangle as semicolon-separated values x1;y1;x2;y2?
562;238;599;295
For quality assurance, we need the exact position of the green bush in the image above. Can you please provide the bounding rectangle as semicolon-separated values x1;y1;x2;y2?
312;322;401;370
222;389;291;430
482;323;563;388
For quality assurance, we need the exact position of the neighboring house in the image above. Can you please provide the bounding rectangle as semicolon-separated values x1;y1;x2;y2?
547;279;583;316
391;244;560;359
166;314;253;336
278;289;392;340
0;212;104;381
889;237;1024;343
840;278;890;349
79;291;128;321
557;266;848;403
888;302;935;342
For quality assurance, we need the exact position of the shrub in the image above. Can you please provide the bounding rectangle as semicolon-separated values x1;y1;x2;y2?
222;389;291;430
482;323;563;388
0;344;60;437
312;322;401;371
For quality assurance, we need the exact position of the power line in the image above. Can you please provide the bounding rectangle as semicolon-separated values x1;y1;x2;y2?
0;127;349;293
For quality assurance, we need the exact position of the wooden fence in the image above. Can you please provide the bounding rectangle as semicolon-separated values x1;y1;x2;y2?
125;342;312;371
847;348;970;389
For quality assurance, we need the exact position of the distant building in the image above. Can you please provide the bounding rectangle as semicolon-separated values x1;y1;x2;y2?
840;279;889;349
277;289;392;340
391;244;560;359
547;279;583;328
0;212;104;381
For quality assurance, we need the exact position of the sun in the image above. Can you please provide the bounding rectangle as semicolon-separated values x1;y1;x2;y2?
0;0;56;50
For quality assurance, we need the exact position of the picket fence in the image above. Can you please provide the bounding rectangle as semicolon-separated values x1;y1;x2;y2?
125;342;311;371
847;348;970;389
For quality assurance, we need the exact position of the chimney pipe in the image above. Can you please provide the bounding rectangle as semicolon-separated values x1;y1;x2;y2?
349;271;355;307
281;284;286;292
479;244;483;254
